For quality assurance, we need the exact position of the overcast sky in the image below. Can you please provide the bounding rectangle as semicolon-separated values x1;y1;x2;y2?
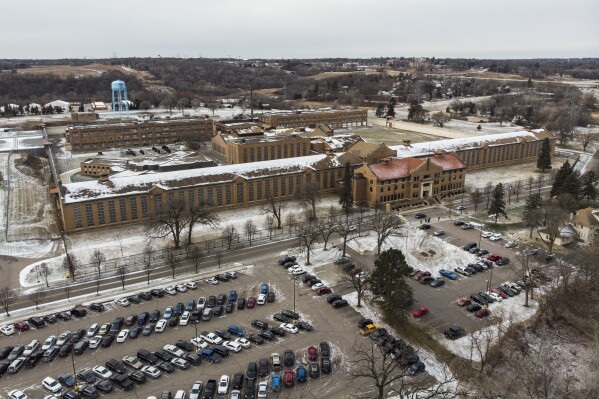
2;0;597;59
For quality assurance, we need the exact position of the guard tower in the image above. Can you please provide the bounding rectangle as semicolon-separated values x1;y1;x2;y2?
111;80;129;114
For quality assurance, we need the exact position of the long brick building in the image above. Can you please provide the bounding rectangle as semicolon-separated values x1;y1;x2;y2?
258;109;367;129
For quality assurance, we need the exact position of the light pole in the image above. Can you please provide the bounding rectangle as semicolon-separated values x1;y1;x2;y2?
293;275;296;314
71;349;78;391
478;229;482;248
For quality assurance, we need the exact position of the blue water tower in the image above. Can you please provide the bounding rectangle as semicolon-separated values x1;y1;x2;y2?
111;80;129;114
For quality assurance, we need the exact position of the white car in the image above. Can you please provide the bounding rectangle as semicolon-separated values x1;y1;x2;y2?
280;323;298;334
23;340;40;356
490;233;503;241
116;329;129;343
481;231;493;238
487;292;503;302
190;381;203;399
8;390;28;399
291;268;306;276
164;344;185;358
164;286;177;295
92;365;112;379
223;341;242;353
42;376;62;393
218;375;230;395
505;240;518;248
230;390;241;399
180;311;190;326
185;281;198;290
174;390;186;399
235;337;251;349
225;271;237;279
155;319;167;333
122;356;143;370
141;365;161;379
98;323;111;335
89;335;102;349
0;324;15;336
197;297;207;309
42;336;57;351
258;381;268;398
114;297;130;307
171;358;190;369
454;267;472;276
87;323;99;337
57;331;72;346
205;277;219;285
257;294;266;305
191;337;209;349
175;284;188;293
433;229;445;236
201;332;222;345
311;283;325;291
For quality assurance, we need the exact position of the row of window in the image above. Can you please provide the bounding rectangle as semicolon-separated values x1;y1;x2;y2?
73;196;149;228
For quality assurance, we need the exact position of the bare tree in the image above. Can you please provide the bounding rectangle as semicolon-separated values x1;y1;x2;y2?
264;215;275;240
316;207;338;250
89;249;106;277
64;283;72;302
146;198;189;249
95;273;101;296
297;223;319;265
431;111;451;127
28;289;46;310
0;287;16;316
186;202;220;246
514;179;523;202
300;181;321;220
190;245;203;274
536;200;569;253
143;243;153;285
62;253;78;282
484;182;493;209
285;213;297;235
115;233;124;257
340;273;368;307
244;219;257;245
166;246;178;279
470;188;482;211
117;265;127;290
528;176;534;195
371;210;405;256
40;263;50;287
511;247;540;306
335;219;361;257
221;225;238;249
215;250;224;268
262;193;285;229
536;174;544;194
575;130;593;152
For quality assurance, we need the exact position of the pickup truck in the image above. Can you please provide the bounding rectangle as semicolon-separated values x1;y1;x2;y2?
203;379;217;399
359;323;380;336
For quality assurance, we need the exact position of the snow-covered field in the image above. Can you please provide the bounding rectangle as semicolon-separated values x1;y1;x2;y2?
348;227;479;276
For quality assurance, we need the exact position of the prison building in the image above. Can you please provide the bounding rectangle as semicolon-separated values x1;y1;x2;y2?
391;129;555;170
258;109;367;129
58;152;362;233
352;153;466;208
65;118;215;151
211;132;312;164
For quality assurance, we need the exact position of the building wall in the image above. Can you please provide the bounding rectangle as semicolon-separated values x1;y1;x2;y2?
66;119;215;151
453;138;555;170
80;162;113;176
211;135;312;164
60;167;346;233
259;109;367;129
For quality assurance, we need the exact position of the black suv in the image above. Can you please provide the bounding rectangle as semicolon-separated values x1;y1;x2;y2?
110;374;134;391
246;362;257;381
25;350;43;368
106;358;126;374
89;303;105;312
137;349;158;365
71;307;87;317
463;242;477;251
283;350;295;366
232;372;244;389
251;320;269;330
319;342;331;358
444;325;465;339
150;310;161;322
27;316;45;329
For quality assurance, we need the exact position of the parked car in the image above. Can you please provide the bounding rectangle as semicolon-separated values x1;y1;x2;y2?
412;307;429;317
443;325;465;339
439;269;458;280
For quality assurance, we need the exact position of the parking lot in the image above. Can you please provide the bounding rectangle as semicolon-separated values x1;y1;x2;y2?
0;248;378;399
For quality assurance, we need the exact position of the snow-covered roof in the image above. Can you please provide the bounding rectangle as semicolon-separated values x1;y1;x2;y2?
62;153;351;203
390;129;550;157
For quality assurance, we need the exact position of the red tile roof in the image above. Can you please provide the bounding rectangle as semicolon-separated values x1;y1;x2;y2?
368;158;424;180
428;153;466;171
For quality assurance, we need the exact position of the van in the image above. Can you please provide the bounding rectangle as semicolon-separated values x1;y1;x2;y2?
202;308;212;321
110;317;124;335
137;349;158;365
74;340;89;355
138;312;149;325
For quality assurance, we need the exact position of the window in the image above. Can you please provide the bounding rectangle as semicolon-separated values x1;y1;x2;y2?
249;182;255;201
188;190;195;206
273;179;279;197
85;204;94;226
277;145;282;159
270;146;275;160
119;199;127;222
250;148;255;162
198;188;204;204
108;200;116;223
141;196;148;217
237;184;243;203
207;187;214;205
296;175;301;191
257;147;262;161
265;180;271;198
216;186;223;206
178;191;184;203
289;176;294;194
168;192;174;203
97;203;105;225
242;148;248;163
316;173;321;188
283;144;288;158
225;185;232;205
74;205;82;229
330;172;335;189
257;180;263;200
281;177;286;196
130;198;138;220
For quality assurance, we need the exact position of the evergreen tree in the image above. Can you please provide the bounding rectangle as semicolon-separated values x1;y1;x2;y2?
386;104;395;118
536;138;552;172
523;193;544;238
338;162;354;212
488;183;507;224
370;249;413;319
78;103;84;112
550;160;572;197
375;104;386;118
580;171;597;201
408;103;423;121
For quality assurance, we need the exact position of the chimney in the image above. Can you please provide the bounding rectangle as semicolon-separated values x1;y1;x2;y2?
99;174;113;187
403;139;411;146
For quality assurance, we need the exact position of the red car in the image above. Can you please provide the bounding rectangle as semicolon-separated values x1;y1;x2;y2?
284;369;295;388
476;308;491;318
414;271;431;281
247;296;256;309
491;288;509;299
315;287;332;296
412;307;429;317
307;346;317;361
14;321;30;331
487;254;502;262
